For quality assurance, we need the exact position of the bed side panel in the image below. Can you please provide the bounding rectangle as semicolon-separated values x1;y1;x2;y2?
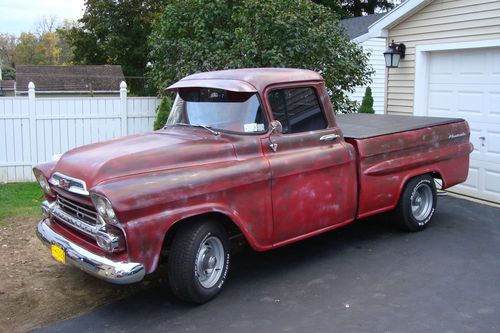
353;121;472;219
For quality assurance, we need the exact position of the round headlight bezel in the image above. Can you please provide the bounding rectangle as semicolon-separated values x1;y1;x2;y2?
33;169;53;195
91;193;119;225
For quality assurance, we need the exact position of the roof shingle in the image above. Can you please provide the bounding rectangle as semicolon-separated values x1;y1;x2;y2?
15;65;125;92
340;13;388;39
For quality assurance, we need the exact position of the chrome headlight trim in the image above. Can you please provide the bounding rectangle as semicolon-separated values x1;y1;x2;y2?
90;192;119;225
33;169;53;195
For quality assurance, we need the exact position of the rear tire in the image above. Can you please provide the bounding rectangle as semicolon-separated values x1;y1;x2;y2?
168;220;230;303
394;175;437;232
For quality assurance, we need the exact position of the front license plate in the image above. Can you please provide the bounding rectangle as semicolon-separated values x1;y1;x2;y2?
51;244;66;264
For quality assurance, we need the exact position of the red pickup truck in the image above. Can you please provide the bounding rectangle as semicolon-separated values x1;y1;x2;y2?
34;68;472;303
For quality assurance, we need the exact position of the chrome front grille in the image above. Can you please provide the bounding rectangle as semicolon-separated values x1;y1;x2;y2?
52;195;103;238
57;196;98;226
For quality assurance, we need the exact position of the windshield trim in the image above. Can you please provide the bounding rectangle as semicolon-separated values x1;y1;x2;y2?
166;91;269;136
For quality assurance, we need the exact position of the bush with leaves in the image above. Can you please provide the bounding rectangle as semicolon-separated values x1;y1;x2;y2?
1;66;15;80
358;86;374;114
153;96;173;130
148;0;373;113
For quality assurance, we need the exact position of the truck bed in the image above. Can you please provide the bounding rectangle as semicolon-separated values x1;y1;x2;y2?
336;114;464;139
337;114;471;220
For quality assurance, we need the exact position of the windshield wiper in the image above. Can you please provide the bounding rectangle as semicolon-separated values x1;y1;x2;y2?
174;123;220;136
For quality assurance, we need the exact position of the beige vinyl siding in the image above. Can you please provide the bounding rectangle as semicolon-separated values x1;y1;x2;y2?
386;0;500;115
348;37;386;114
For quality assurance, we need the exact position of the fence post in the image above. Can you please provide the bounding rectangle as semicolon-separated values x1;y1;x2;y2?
120;81;128;136
28;82;38;171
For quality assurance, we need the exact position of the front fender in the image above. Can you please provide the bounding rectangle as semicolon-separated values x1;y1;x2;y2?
94;160;273;274
123;199;272;274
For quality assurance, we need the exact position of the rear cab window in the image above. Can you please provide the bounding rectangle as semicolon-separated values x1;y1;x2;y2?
268;87;327;134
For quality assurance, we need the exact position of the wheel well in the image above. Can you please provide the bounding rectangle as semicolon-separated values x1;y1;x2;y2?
429;171;443;189
160;212;244;256
396;172;441;204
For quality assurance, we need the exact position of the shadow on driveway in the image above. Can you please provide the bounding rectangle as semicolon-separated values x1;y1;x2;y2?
35;197;500;333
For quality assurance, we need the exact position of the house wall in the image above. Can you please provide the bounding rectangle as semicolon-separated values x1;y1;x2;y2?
348;37;387;114
386;0;500;115
0;93;160;182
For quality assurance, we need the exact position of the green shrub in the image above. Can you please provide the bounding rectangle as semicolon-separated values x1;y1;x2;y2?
1;66;16;80
358;86;374;114
153;96;173;130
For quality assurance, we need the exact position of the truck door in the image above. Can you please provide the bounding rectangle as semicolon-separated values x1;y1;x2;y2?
262;85;357;244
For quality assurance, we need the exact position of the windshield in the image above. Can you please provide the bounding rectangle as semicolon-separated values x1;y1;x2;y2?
166;88;267;134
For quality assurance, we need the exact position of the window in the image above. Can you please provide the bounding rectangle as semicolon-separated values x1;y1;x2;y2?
268;87;327;134
166;88;266;133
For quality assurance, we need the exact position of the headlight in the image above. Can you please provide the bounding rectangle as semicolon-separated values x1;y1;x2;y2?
33;169;53;195
91;193;119;225
96;227;125;253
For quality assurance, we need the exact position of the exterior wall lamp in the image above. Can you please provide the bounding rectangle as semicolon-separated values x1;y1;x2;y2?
384;40;406;68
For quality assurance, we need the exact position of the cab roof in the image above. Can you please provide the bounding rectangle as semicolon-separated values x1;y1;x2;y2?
167;68;323;93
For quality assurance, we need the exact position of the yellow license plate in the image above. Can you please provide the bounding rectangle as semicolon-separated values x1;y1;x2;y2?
51;244;66;264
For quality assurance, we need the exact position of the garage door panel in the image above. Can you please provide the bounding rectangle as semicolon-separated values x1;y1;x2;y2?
489;92;500;114
429;52;454;75
457;91;484;114
428;89;453;113
486;130;500;155
427;47;500;203
484;169;500;196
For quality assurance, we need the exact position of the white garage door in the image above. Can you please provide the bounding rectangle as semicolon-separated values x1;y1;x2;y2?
427;47;500;203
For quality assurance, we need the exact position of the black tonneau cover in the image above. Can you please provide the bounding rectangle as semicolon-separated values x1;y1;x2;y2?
336;114;464;139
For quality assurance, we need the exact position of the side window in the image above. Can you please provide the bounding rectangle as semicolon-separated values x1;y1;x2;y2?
268;87;327;134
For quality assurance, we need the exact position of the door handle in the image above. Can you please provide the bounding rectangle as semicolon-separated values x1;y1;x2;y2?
320;134;340;142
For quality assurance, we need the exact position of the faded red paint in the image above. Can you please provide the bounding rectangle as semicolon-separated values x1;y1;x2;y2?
34;68;472;276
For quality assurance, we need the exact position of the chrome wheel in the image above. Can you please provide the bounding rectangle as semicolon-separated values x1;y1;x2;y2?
195;236;225;289
411;183;433;221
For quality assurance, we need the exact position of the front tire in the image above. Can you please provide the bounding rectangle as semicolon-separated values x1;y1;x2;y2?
168;220;230;303
395;175;437;232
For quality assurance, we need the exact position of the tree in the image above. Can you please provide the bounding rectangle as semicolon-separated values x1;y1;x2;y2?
0;33;17;68
56;20;77;65
311;0;350;18
148;0;373;113
344;0;394;16
61;0;166;94
312;0;395;17
34;15;59;36
358;86;374;113
14;32;42;64
36;32;61;65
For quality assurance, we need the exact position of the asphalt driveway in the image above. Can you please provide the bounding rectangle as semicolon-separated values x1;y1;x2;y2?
36;196;499;333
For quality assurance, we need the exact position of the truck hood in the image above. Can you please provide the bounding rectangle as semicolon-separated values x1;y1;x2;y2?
52;128;237;188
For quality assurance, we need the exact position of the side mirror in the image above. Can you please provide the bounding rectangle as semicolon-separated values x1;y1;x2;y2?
269;120;283;135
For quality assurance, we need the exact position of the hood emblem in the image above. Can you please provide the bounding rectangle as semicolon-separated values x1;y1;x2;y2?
58;178;71;189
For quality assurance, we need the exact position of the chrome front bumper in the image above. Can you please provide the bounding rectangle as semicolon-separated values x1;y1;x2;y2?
36;218;145;284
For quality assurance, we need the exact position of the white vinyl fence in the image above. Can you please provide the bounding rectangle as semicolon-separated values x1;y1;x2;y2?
0;82;160;182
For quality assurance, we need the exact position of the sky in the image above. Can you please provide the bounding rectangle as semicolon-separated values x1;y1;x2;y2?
0;0;85;35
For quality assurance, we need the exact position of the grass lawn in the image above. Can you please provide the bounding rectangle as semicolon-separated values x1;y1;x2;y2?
0;183;44;225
